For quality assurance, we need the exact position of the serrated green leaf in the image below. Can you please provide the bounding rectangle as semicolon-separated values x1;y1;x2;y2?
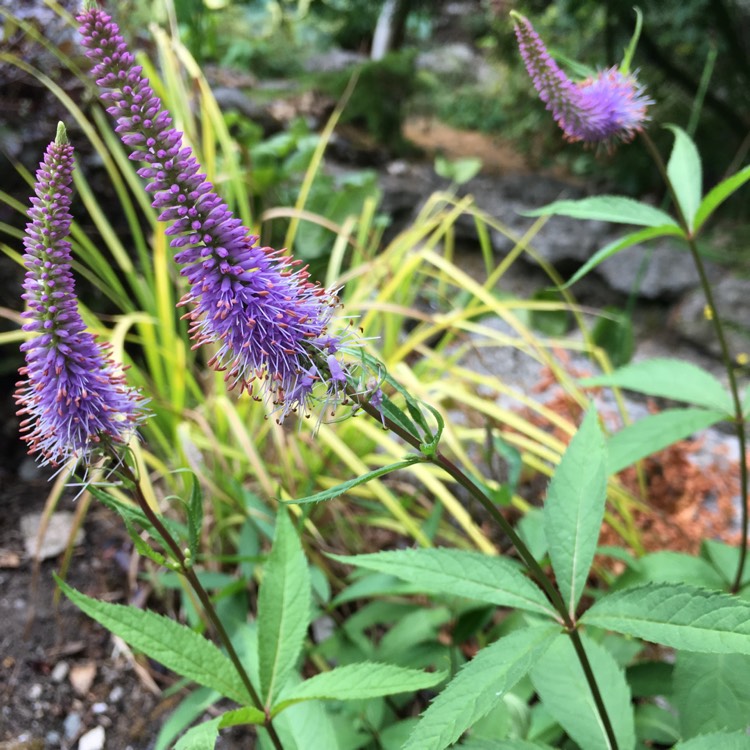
612;551;726;591
524;195;679;228
154;687;220;750
694;164;750;232
55;576;251;704
257;511;311;706
330;548;557;618
674;651;750;738
581;582;750;653
274;662;444;713
288;455;423;505
530;633;636;750
562;225;683;288
581;358;732;413
666;125;702;232
634;702;680;744
174;717;220;750
544;409;607;617
607;408;726;474
675;730;750;750
402;626;559;750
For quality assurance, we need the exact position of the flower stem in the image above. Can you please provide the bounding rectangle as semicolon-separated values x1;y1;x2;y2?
641;132;749;592
355;400;619;750
119;460;285;750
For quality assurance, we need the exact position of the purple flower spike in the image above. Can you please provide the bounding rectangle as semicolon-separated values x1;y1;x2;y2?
77;6;353;419
513;13;652;146
15;123;145;467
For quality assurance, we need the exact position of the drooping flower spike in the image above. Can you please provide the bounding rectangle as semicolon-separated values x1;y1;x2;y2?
15;123;145;467
77;5;356;419
512;12;652;146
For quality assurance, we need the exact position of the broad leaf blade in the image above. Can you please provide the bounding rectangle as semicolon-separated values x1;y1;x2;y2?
55;576;251;704
694;164;750;232
607;408;726;474
666;125;702;232
613;551;726;591
402;626;559;750
174;718;220;750
258;511;311;705
581;358;732;413
581;582;750;653
531;633;635;750
544;409;607;616
331;549;557;618
675;731;750;750
524;195;678;228
674;651;750;738
276;662;444;711
563;225;683;288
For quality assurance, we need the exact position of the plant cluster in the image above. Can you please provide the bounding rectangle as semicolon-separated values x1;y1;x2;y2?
3;3;750;750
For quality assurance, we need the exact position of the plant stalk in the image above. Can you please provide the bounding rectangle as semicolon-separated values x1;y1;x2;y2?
120;461;285;750
641;132;749;592
355;400;620;750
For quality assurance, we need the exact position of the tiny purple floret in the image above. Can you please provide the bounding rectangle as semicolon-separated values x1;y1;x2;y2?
513;13;652;146
77;6;355;419
15;123;144;466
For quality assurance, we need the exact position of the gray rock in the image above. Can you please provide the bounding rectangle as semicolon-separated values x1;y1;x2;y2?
671;275;750;356
303;49;368;74
416;43;494;85
78;726;105;750
20;511;84;560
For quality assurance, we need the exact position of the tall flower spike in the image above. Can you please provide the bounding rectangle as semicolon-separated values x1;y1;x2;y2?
77;7;354;419
15;123;145;467
512;13;652;146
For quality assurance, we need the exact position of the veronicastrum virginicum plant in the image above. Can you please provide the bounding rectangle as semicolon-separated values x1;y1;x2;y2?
15;5;750;750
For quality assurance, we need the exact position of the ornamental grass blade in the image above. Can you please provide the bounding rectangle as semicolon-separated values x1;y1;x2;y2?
257;510;311;706
543;409;607;617
402;626;559;750
581;358;732;413
581;582;750;653
530;634;636;750
55;576;251;705
330;548;557;618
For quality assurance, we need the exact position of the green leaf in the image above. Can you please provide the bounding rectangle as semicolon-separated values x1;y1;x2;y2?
612;551;726;591
154;687;220;750
275;662;444;712
529;289;571;337
402;626;559;750
625;661;673;697
257;510;311;705
173;707;266;750
607;408;726;474
562;225;683;288
702;539;750;589
581;582;750;653
174;717;220;750
288;455;424;504
530;633;635;750
619;6;643;74
591;307;635;368
675;730;750;750
186;472;203;559
581;358;732;413
674;651;750;738
544;409;607;616
634;703;680;744
524;195;679;228
330;548;557;618
666;125;702;232
694;164;750;232
55;576;251;704
435;155;482;185
460;740;555;749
